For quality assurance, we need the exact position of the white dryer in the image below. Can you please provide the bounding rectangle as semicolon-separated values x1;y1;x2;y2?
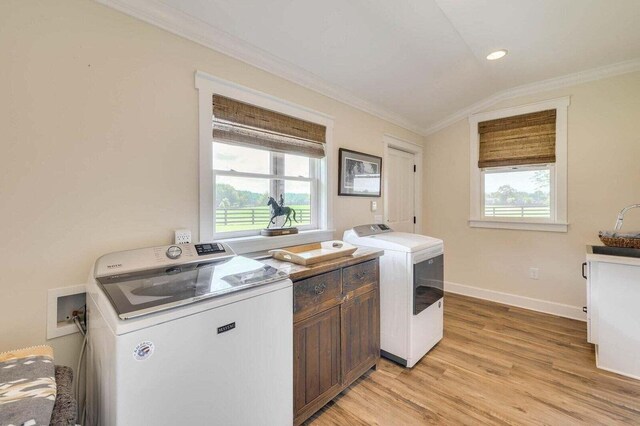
344;224;444;368
86;242;293;425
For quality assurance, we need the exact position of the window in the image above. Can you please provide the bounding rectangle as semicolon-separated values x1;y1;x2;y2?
213;143;317;235
196;71;333;245
469;97;569;232
482;165;554;220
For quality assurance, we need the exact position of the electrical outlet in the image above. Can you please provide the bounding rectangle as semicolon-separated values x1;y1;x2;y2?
371;201;378;212
174;229;192;244
529;267;539;280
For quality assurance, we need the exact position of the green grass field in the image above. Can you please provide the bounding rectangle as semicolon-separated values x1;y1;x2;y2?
216;205;311;232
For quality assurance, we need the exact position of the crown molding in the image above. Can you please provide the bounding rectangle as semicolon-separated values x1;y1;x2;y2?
95;0;427;136
93;0;640;138
424;58;640;135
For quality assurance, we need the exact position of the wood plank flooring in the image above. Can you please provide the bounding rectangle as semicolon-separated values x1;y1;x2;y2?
306;293;640;425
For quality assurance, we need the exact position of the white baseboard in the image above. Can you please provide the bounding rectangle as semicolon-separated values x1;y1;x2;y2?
445;281;586;322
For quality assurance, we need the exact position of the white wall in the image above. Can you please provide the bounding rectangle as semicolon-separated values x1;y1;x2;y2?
424;71;640;316
0;0;423;366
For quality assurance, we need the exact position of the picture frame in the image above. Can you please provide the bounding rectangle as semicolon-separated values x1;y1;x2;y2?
338;148;382;197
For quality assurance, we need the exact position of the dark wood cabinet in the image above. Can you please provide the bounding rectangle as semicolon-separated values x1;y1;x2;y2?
293;258;380;425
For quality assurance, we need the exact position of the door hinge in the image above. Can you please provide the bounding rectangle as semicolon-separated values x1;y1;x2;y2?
413;165;416;172
413;216;416;224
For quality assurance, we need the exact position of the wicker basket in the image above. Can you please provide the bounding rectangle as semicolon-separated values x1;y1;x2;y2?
599;232;640;249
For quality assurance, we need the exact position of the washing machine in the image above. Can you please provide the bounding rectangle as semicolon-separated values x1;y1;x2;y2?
86;242;293;425
344;224;444;367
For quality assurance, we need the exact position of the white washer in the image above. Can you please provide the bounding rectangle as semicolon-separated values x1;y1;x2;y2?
86;242;293;425
344;224;444;368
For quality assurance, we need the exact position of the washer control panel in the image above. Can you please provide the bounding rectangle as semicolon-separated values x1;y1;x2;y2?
94;242;235;278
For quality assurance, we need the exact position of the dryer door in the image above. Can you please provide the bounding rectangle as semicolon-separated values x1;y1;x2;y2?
413;254;444;315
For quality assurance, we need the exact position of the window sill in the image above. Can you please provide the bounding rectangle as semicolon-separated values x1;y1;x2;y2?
468;220;568;233
221;229;335;255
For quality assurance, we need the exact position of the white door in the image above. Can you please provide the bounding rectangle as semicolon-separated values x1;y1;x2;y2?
386;147;415;232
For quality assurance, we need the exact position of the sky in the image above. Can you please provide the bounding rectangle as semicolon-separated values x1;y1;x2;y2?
484;169;549;194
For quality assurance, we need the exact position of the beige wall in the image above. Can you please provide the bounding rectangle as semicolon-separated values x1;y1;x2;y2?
0;0;423;366
424;71;640;310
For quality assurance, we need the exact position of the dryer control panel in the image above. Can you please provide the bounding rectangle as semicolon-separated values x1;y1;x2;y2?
351;223;394;237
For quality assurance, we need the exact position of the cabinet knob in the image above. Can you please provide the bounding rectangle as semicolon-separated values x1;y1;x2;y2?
314;283;326;295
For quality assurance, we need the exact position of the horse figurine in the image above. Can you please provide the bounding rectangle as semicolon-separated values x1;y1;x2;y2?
267;196;298;228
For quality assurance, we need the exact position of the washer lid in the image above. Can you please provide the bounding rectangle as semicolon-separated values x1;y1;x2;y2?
96;256;288;320
345;231;443;252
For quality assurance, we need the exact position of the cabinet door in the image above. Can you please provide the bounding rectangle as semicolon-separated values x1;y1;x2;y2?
586;261;593;343
341;289;380;386
293;306;341;422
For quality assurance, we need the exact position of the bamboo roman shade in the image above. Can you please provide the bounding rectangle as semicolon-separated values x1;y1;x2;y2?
212;95;326;158
478;109;556;168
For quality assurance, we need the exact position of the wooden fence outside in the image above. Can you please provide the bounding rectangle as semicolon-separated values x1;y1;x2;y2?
216;207;311;226
484;205;550;218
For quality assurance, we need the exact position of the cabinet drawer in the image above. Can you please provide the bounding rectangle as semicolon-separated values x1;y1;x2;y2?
343;260;378;295
294;270;342;322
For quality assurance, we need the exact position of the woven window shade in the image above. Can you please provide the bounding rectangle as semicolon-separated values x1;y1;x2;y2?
212;95;326;158
478;109;556;168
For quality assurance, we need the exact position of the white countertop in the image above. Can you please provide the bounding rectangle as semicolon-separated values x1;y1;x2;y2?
586;245;640;267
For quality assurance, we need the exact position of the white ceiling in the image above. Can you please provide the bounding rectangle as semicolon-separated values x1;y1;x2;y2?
101;0;640;134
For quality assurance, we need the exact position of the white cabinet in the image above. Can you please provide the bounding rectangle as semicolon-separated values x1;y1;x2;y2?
587;251;640;380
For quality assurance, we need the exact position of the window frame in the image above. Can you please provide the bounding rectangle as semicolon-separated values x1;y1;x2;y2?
196;71;334;251
468;97;570;233
212;148;319;238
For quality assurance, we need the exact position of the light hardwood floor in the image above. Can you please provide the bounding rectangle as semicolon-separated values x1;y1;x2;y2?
306;293;640;425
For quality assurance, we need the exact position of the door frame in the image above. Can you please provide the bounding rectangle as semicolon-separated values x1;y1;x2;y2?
382;134;423;234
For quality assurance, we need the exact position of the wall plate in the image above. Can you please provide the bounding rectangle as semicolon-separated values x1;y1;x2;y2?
47;284;86;339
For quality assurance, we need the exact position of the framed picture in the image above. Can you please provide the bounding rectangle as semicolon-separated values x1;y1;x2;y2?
338;148;382;197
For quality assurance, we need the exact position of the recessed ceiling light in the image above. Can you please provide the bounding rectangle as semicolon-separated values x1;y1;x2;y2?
486;49;508;60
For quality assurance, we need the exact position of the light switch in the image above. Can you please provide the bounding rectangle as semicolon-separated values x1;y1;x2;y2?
371;201;378;212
